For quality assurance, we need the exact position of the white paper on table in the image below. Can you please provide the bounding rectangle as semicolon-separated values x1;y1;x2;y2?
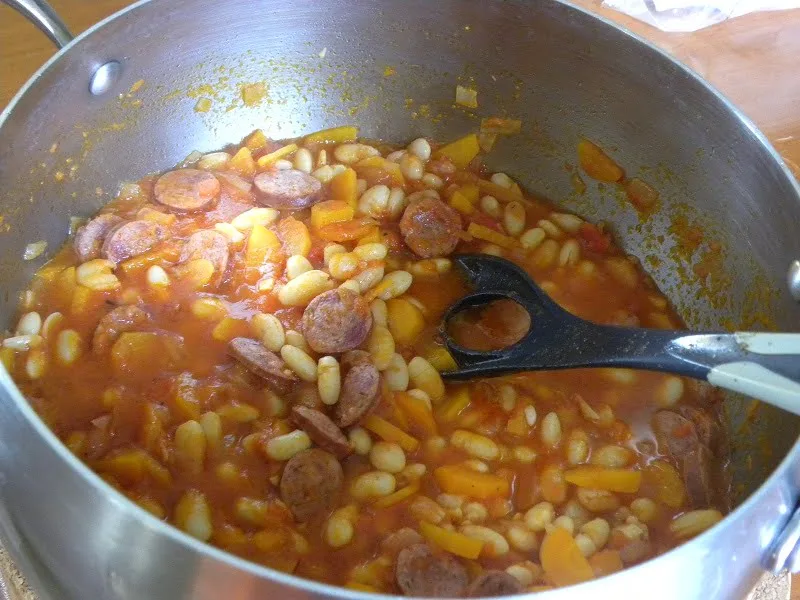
602;0;800;31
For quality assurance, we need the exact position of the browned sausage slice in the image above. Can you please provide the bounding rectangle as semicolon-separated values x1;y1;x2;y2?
682;445;714;507
381;527;424;558
93;305;150;354
279;448;343;522
395;543;468;598
651;410;699;457
253;169;323;210
301;288;372;354
678;405;724;455
333;361;380;427
340;350;372;371
154;169;221;212
291;405;352;459
102;220;167;265
399;197;462;258
652;409;716;508
73;214;123;262
180;230;230;275
466;571;525;597
228;337;298;394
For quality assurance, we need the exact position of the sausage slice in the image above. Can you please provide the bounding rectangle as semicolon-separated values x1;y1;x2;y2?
74;214;123;262
381;527;424;559
652;409;716;508
279;448;343;522
93;305;150;354
340;350;372;371
291;405;352;459
399;197;461;258
395;543;468;598
682;445;714;507
301;288;373;354
333;361;381;427
180;230;230;275
652;410;699;457
253;169;323;210
102;220;167;265
154;169;221;212
228;337;297;394
466;571;525;597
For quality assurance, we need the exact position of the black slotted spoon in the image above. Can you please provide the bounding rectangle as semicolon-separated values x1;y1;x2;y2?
440;255;800;415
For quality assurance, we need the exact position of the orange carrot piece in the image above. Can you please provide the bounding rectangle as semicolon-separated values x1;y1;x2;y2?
434;465;510;499
373;480;420;508
540;527;595;586
577;139;624;182
363;415;419;452
563;466;642;493
329;167;358;208
419;521;484;559
466;222;518;249
394;392;438;437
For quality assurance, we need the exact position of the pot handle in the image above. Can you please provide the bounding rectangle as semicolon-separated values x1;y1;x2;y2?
766;503;800;572
2;0;72;49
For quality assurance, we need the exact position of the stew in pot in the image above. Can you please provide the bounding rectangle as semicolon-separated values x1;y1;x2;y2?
1;126;729;596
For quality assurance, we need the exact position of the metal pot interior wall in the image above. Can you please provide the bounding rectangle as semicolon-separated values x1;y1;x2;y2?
1;0;798;510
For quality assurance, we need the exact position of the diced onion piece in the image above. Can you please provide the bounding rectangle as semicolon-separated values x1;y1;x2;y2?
478;132;497;152
625;178;659;211
455;85;478;109
23;241;47;261
480;117;522;135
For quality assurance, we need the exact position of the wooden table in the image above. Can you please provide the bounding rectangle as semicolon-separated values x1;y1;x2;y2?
1;1;799;598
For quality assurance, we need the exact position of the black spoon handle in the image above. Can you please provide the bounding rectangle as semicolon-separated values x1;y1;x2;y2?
443;325;800;415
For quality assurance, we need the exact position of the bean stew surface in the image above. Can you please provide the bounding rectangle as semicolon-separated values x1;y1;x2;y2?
2;126;729;596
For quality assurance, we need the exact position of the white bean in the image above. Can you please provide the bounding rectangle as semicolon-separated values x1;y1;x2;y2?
407;138;432;161
399;154;424;180
421;173;443;189
480;195;501;218
266;430;312;460
490;172;514;188
286;255;313;279
251;313;285;352
369;442;406;473
354;243;388;262
280;345;318;382
349;427;372;455
350;471;396;499
293;148;313;173
334;143;380;164
277;270;334;306
317;356;341;405
359;185;391;218
231;207;279;231
385;353;409;391
56;329;82;365
15;312;41;336
520;227;546;250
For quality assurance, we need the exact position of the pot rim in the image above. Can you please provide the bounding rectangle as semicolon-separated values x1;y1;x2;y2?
1;0;799;598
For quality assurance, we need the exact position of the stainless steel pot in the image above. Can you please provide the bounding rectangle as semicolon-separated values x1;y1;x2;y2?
1;0;799;598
